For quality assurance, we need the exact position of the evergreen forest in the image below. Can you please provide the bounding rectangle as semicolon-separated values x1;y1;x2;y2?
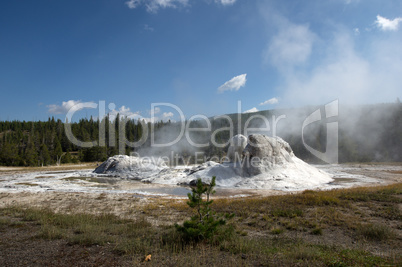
0;103;400;167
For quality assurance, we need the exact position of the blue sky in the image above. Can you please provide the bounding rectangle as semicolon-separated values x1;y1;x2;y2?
0;0;401;121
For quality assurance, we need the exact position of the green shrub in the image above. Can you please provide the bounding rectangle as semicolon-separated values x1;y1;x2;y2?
175;176;234;242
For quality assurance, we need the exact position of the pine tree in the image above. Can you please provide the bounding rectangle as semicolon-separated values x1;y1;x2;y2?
62;150;73;164
24;139;38;166
0;142;17;165
39;143;51;166
175;177;234;242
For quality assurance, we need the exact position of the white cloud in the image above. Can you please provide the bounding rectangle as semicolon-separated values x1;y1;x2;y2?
264;22;316;71
126;0;188;13
257;6;401;107
144;24;154;32
375;15;402;31
354;28;360;35
49;101;175;123
162;112;174;119
278;31;402;106
152;107;161;114
143;107;175;122
244;107;258;113
217;73;247;93
47;100;90;114
126;0;236;12
47;101;142;120
119;105;139;117
259;97;279;106
137;112;174;123
108;105;141;120
215;0;236;5
126;0;141;9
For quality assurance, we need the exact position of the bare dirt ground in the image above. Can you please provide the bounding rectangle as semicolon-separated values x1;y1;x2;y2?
0;228;132;266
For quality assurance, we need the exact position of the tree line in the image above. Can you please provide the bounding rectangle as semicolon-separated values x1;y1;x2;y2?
0;115;143;166
0;103;401;167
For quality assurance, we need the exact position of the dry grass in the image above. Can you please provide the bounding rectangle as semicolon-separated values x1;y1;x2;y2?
0;163;97;173
15;182;39;186
356;223;395;241
0;183;401;266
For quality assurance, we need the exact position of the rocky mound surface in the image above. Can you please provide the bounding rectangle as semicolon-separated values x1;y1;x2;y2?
94;155;168;179
188;134;333;189
92;135;333;190
242;134;295;176
227;134;247;162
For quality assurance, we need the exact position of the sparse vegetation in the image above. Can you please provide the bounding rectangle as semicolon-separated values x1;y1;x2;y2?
311;227;323;235
356;223;395;241
0;183;401;265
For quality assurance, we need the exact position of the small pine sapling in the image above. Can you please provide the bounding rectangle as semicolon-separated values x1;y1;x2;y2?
176;176;234;242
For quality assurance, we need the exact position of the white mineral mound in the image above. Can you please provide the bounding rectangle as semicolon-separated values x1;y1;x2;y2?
94;155;169;179
187;134;333;190
93;134;333;190
227;134;247;162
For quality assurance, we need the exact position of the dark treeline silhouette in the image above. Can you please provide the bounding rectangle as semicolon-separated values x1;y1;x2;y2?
0;102;401;167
